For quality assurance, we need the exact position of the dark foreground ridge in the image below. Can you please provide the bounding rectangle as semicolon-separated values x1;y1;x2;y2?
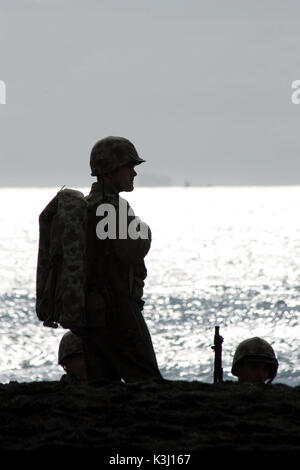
1;379;300;453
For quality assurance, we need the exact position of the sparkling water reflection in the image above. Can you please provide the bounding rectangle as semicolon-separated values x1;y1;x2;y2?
0;186;300;385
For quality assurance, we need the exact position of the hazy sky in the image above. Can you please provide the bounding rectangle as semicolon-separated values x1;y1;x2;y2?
1;0;300;186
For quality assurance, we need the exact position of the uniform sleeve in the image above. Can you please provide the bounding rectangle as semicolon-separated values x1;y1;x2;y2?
112;218;152;263
112;201;152;264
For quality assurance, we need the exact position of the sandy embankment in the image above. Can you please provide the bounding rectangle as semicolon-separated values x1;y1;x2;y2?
1;378;300;455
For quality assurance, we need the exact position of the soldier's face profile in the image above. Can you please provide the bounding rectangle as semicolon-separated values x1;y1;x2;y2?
106;164;137;193
237;360;270;384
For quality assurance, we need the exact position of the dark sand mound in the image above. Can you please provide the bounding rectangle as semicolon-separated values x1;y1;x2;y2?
1;379;300;457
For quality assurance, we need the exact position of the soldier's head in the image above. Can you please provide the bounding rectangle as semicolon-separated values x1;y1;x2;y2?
231;337;278;384
90;136;145;193
58;331;87;381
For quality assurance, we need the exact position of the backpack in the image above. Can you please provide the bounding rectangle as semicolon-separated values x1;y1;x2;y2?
35;188;88;329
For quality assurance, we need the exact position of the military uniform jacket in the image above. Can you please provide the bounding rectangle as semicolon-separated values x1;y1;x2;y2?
84;182;151;326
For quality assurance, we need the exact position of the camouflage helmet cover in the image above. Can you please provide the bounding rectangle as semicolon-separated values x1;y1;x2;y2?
58;331;84;365
90;136;145;176
231;337;278;382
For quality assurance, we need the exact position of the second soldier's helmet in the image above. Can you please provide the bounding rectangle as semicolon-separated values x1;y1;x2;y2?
231;337;279;383
58;331;84;365
90;136;145;176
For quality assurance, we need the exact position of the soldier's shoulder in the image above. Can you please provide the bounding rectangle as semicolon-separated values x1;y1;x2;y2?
60;373;82;384
87;193;122;210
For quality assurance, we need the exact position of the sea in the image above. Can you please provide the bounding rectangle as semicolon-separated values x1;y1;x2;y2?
1;185;300;386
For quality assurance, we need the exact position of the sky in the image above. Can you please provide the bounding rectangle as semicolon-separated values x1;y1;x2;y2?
1;0;300;186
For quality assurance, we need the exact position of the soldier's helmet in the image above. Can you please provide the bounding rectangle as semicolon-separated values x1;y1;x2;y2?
58;331;84;365
90;136;145;176
231;337;278;383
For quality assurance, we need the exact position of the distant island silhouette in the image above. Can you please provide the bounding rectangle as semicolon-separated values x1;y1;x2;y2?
136;173;172;187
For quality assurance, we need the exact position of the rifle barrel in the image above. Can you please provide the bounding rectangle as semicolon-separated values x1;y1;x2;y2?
212;326;223;383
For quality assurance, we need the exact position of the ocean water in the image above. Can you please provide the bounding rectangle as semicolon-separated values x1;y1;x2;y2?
0;185;300;386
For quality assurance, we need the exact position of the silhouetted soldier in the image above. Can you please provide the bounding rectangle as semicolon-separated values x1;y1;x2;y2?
231;337;279;384
81;136;162;383
58;331;87;383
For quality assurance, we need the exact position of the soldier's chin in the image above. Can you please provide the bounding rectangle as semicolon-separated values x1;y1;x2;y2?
126;182;134;192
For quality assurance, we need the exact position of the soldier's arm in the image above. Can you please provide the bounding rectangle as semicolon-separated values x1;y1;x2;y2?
113;218;152;263
113;202;152;263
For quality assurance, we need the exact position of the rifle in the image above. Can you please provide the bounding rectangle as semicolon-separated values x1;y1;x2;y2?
211;326;223;383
